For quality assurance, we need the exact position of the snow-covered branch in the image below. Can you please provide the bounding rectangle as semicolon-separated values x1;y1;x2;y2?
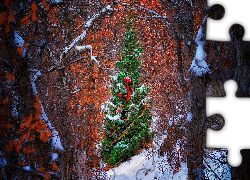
30;71;64;159
76;45;99;67
116;0;170;25
59;4;113;60
59;0;171;63
47;56;89;73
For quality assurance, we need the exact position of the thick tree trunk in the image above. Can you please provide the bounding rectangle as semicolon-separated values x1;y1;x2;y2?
85;61;99;178
57;69;75;179
230;27;250;180
187;73;207;179
231;149;250;180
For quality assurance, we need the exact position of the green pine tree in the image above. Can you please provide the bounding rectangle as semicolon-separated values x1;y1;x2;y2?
100;15;154;166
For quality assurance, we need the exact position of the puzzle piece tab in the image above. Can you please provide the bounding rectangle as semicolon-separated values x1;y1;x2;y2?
207;0;250;41
206;80;250;167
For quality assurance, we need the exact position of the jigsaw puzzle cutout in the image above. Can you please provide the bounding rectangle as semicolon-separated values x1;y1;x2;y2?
207;0;250;41
206;80;250;167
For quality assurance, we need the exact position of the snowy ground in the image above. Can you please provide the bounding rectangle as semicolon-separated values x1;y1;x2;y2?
105;134;231;180
102;113;231;180
106;134;188;180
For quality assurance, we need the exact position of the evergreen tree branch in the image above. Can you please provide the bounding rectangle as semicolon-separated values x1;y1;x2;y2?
108;105;148;147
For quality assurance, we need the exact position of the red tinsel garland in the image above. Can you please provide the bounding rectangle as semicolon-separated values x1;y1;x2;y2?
124;77;132;101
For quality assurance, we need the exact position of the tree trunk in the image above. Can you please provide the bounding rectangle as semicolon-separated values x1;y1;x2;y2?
85;61;100;178
230;26;250;180
187;73;207;179
231;149;250;180
57;69;74;179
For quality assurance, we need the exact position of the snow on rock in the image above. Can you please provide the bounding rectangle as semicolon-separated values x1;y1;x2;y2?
103;5;112;12
30;70;41;96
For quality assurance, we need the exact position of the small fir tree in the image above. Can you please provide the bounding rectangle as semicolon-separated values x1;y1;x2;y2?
100;15;154;166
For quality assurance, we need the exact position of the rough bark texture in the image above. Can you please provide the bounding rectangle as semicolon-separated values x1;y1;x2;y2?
57;69;74;179
187;73;207;179
230;25;250;180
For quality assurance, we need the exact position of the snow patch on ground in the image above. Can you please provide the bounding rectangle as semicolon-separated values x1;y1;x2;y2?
106;134;188;180
104;123;231;179
204;149;231;179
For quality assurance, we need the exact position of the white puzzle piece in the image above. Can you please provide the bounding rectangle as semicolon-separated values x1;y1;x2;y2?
207;0;250;41
206;80;250;167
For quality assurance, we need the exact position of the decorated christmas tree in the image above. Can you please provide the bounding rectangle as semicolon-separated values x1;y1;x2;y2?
100;15;154;166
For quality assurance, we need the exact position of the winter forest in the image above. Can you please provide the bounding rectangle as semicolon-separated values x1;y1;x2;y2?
1;0;250;179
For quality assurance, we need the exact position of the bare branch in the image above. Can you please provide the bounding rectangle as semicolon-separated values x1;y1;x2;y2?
204;159;222;180
59;4;114;60
47;56;90;73
119;0;171;24
76;45;99;67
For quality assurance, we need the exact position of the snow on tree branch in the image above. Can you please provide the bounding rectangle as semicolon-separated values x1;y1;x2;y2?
116;0;170;24
75;45;99;67
31;71;64;155
47;56;89;73
59;1;170;62
59;4;113;60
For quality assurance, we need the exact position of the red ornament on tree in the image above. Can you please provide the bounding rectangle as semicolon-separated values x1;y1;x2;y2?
123;77;131;83
124;77;132;101
119;93;122;97
121;105;124;108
